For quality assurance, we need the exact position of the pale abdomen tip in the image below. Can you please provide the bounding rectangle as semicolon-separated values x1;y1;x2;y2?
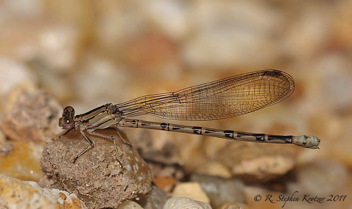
293;135;320;149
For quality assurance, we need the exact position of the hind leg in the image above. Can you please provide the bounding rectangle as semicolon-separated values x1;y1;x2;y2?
87;130;125;168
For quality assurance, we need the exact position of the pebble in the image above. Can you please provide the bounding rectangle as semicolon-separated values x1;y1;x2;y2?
172;182;210;203
280;3;329;61
0;129;9;154
182;1;281;68
319;55;352;113
215;141;297;182
137;186;169;209
330;119;352;167
295;159;348;195
163;197;212;209
0;140;13;156
72;57;129;106
38;25;80;71
191;174;245;209
144;0;190;40
0;141;43;181
2;0;43;18
195;161;232;179
0;58;32;97
220;203;249;209
331;0;352;48
152;176;176;193
117;200;143;209
0;174;86;209
0;90;62;143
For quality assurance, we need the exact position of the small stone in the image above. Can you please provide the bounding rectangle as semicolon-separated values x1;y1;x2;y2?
172;182;209;203
182;1;281;68
72;57;129;106
191;174;245;209
144;1;189;39
330;119;352;167
231;155;295;177
163;197;212;209
0;58;32;97
0;130;13;156
0;130;5;144
216;142;297;182
220;203;249;209
0;141;43;181
41;128;152;208
119;33;179;79
195;161;231;179
38;25;80;71
331;0;352;48
137;186;169;209
117;200;143;209
152;176;176;193
321;63;352;113
2;0;43;17
280;6;329;61
0;141;13;156
0;174;86;208
41;187;87;209
0;90;62;143
295;159;348;195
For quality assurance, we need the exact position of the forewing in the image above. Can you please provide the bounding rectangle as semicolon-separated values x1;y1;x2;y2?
117;70;294;121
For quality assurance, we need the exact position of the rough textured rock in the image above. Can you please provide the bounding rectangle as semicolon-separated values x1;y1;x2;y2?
0;90;62;143
41;128;152;208
0;174;86;209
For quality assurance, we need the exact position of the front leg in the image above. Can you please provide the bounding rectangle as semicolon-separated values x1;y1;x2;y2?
73;129;94;164
57;127;74;139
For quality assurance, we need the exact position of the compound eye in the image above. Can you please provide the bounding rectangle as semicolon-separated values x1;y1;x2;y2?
63;106;75;117
59;106;75;129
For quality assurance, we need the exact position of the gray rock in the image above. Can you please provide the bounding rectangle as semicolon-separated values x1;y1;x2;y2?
137;186;169;209
191;174;245;208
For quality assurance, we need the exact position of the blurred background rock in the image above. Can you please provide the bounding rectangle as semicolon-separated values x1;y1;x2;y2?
0;0;352;208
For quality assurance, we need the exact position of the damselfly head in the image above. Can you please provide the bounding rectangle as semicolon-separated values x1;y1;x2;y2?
59;106;75;130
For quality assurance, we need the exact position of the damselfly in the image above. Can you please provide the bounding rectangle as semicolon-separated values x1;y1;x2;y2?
58;69;320;167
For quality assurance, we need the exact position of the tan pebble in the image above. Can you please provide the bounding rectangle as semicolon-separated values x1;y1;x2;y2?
172;182;209;203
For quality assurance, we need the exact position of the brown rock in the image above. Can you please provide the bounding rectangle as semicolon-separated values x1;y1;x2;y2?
0;90;62;144
41;128;152;208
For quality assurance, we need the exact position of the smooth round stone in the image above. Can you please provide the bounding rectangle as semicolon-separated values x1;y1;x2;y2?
163;197;211;209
